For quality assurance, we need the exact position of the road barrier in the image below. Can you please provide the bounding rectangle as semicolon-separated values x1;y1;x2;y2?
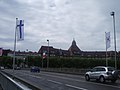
0;71;31;90
1;71;41;90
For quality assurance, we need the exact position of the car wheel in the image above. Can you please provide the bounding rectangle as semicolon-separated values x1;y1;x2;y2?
99;76;105;83
85;75;90;81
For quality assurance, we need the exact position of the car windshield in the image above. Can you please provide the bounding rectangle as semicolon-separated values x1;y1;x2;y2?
108;67;115;71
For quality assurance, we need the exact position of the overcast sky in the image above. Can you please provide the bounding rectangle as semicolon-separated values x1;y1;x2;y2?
0;0;120;52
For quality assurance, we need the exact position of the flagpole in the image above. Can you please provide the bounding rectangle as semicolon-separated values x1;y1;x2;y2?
111;12;117;69
13;18;18;79
47;39;49;68
106;49;108;66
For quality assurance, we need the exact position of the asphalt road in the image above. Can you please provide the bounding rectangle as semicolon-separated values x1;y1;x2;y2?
3;69;120;90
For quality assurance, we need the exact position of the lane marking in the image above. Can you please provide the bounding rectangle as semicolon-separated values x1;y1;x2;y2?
47;79;88;90
65;84;88;90
42;71;84;78
47;79;62;85
12;70;87;90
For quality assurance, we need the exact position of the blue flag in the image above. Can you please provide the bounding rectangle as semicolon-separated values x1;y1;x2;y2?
16;19;24;41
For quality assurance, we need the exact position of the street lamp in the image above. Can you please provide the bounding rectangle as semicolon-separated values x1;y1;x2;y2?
47;39;49;68
110;11;117;69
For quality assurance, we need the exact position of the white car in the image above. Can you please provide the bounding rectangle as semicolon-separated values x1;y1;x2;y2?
85;66;119;83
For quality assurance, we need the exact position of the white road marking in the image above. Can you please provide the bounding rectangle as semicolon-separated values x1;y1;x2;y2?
47;79;62;84
47;79;88;90
65;84;88;90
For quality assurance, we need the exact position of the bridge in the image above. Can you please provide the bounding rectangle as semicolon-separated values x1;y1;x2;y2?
0;69;120;90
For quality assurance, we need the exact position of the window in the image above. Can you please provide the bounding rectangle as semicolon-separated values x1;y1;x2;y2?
108;67;115;71
96;68;105;71
92;68;97;72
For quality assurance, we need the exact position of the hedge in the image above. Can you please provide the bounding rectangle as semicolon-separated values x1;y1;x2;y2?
0;56;120;69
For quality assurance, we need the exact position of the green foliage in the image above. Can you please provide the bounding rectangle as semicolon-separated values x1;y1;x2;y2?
0;56;13;67
48;57;120;69
0;56;120;69
27;56;42;67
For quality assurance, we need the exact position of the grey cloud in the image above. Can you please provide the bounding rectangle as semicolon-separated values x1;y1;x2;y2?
0;0;120;51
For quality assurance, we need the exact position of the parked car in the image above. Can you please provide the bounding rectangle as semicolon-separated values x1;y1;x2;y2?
30;66;40;73
85;66;119;83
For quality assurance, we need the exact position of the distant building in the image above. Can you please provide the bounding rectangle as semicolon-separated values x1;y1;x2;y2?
81;51;115;58
68;39;82;56
0;48;3;56
38;39;119;58
38;39;82;57
38;46;69;57
8;51;39;59
2;49;12;56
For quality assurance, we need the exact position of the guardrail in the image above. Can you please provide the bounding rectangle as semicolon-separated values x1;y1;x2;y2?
0;71;31;90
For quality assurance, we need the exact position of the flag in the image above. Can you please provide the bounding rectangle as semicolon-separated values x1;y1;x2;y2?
105;32;110;49
16;19;24;41
0;48;3;56
42;52;46;59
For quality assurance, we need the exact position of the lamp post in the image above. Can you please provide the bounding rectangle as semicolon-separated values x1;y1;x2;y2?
110;11;117;69
47;39;49;68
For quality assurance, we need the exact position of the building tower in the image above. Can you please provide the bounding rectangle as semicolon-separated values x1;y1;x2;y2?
68;39;82;56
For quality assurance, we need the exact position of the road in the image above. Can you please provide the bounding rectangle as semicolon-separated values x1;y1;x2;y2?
3;69;120;90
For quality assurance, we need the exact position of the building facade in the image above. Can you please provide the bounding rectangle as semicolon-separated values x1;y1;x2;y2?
38;39;119;59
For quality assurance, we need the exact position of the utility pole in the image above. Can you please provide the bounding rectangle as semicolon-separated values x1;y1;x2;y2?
47;39;49;68
110;11;117;69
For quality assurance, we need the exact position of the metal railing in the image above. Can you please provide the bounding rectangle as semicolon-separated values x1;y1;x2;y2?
0;71;31;90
